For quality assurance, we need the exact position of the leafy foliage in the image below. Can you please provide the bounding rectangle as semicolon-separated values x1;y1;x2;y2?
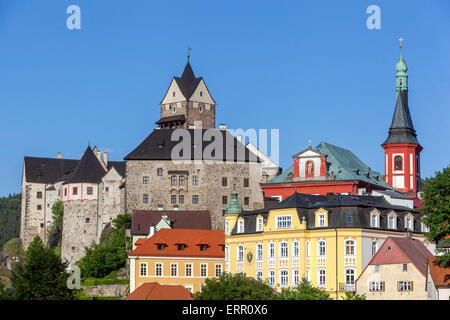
0;194;21;248
76;214;131;278
10;236;75;300
48;200;64;249
420;166;450;267
343;291;366;300
275;278;332;300
194;273;275;300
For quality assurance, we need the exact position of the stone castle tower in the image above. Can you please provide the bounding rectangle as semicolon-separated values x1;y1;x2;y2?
157;59;216;129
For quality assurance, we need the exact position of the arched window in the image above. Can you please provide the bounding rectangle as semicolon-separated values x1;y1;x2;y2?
269;242;275;259
318;240;326;257
279;270;289;287
345;239;355;256
256;243;263;261
237;245;244;262
179;176;185;186
394;156;403;170
305;160;314;177
318;269;326;287
306;240;310;257
371;241;378;257
171;176;177;186
292;241;299;258
256;271;263;282
293;269;300;287
279;242;289;258
268;270;275;287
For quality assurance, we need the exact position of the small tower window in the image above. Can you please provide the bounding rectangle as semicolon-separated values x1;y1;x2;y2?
172;91;175;97
394;156;403;170
200;91;203;97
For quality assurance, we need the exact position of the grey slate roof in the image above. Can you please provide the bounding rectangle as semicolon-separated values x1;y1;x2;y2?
230;192;423;235
383;90;420;145
63;146;108;184
24;148;125;185
264;142;391;189
124;129;260;162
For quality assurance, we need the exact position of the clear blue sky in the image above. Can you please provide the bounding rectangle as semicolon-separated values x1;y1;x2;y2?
0;0;449;196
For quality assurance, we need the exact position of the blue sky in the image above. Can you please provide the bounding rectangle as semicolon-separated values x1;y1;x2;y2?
0;0;449;196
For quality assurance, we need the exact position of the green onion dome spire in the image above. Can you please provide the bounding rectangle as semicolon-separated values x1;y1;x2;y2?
225;188;243;215
395;38;408;92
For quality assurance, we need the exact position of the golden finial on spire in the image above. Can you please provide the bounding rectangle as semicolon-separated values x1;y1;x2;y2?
187;47;191;62
398;37;404;48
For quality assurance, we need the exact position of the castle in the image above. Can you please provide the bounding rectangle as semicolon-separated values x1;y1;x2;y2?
20;59;278;265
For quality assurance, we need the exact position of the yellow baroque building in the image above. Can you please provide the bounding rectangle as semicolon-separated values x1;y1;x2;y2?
224;190;433;299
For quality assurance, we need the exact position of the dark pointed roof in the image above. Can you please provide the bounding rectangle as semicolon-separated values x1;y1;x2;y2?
383;90;419;145
63;146;107;184
173;62;203;101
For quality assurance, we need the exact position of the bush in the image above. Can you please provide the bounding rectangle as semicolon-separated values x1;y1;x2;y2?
275;278;332;300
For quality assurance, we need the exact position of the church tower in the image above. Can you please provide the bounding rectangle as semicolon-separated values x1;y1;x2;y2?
382;43;422;195
157;53;216;129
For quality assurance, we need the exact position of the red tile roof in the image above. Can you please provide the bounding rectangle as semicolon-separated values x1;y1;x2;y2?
428;256;450;287
369;237;433;276
129;228;225;259
124;283;193;300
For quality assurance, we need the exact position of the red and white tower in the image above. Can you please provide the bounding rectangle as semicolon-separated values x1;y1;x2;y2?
382;42;422;195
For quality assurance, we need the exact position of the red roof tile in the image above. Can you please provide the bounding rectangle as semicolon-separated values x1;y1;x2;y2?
124;283;193;300
428;256;450;287
369;237;433;276
129;229;225;259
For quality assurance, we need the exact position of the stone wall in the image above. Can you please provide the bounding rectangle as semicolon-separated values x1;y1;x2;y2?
61;199;99;266
125;160;264;229
98;169;125;237
20;181;47;248
82;283;129;298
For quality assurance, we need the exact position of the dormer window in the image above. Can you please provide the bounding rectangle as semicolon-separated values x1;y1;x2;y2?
318;213;326;227
157;243;166;250
238;220;244;233
388;214;397;229
199;244;209;251
405;216;414;231
421;221;429;233
177;244;186;251
256;217;263;232
370;212;380;228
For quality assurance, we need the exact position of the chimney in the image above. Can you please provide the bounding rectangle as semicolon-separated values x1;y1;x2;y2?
57;152;62;159
103;152;108;166
237;135;243;143
149;226;155;237
219;124;227;130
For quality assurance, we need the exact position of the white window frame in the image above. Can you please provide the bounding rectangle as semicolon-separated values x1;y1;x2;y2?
318;213;326;227
155;263;163;277
268;242;275;259
388;214;397;229
345;268;356;285
371;241;378;257
370;212;380;228
317;269;326;287
200;263;208;277
276;215;292;229
370;281;384;292
306;269;310;282
256;217;263;232
237;244;244;262
293;269;300;286
238;220;244;233
317;240;326;257
139;262;148;277
268;270;275;287
215;264;222;277
225;221;229;235
345;239;355;256
256;243;263;261
256;270;263;282
170;263;178;277
185;263;193;277
398;281;412;292
279;269;289;288
292;241;299;258
405;216;414;231
306;240;310;257
279;241;289;258
225;245;229;262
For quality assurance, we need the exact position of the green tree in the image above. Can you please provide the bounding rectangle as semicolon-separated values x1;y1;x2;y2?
0;194;21;248
48;200;64;249
10;236;75;300
275;278;332;300
343;291;366;300
420;166;450;267
194;273;275;300
76;213;131;278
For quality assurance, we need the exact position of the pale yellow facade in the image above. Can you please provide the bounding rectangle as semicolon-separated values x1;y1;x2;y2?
130;256;224;294
357;263;428;300
225;207;428;299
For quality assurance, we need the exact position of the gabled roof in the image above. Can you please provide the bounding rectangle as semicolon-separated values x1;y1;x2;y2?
63;146;107;184
428;256;450;287
265;142;391;188
131;210;211;235
383;90;420;145
124;129;260;162
124;283;193;300
129;228;224;258
173;62;203;101
24;157;79;184
369;237;432;276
